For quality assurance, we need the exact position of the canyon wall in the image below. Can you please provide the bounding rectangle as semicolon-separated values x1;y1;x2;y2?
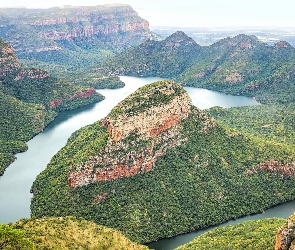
0;5;156;58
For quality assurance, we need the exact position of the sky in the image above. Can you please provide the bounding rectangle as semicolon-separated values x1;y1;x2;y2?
1;0;295;28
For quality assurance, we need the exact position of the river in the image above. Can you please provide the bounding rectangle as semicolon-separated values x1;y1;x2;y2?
1;76;292;249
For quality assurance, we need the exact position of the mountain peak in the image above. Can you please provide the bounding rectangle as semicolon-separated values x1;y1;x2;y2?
274;40;292;48
213;34;260;49
165;31;197;44
68;80;198;187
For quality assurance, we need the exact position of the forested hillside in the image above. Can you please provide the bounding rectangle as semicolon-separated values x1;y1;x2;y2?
176;218;285;250
101;31;201;77
0;38;103;175
103;32;295;104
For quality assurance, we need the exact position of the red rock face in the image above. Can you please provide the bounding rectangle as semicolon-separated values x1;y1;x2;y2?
39;21;149;41
14;69;50;81
69;89;96;100
259;160;295;177
150;114;180;137
275;41;289;48
0;45;21;78
47;89;96;108
67;81;215;188
47;99;63;108
275;214;295;250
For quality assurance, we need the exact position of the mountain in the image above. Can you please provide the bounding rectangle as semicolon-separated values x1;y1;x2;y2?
177;34;295;104
0;216;147;249
0;4;159;73
103;32;295;104
0;38;103;175
101;31;201;77
31;80;295;243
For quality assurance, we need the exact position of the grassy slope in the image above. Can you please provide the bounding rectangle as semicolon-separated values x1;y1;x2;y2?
1;216;147;249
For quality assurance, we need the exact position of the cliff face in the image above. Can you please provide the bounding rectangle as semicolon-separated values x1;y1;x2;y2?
0;5;155;54
68;80;212;188
0;41;21;78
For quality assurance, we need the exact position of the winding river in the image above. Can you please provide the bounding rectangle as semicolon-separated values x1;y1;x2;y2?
1;76;292;249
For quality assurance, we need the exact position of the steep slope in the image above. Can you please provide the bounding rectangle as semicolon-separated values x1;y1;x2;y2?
0;4;158;72
102;31;201;77
0;38;103;175
0;216;147;249
31;80;295;243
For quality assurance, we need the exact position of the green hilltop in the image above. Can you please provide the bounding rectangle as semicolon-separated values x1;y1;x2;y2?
0;216;147;249
176;218;285;250
31;80;295;243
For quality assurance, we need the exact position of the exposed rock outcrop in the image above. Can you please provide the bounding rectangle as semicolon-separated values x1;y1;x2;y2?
0;43;21;78
276;214;295;250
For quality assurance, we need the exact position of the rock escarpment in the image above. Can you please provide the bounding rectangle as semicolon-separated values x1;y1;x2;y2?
0;5;156;54
0;41;21;78
68;80;212;188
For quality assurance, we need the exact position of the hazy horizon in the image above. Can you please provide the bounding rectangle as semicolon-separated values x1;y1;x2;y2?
1;0;295;28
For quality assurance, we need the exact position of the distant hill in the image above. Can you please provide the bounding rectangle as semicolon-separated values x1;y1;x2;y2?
103;32;295;104
0;216;147;249
31;80;295;243
102;31;201;77
0;38;103;175
0;4;159;73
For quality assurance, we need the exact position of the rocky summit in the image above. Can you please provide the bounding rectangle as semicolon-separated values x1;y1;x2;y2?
68;80;198;188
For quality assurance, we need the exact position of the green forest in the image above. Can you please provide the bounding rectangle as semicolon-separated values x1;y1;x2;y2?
2;19;295;248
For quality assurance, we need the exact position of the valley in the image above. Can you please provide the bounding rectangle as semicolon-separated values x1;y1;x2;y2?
1;3;295;250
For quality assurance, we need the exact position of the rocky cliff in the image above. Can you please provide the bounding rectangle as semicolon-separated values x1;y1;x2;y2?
0;5;156;60
0;40;21;78
276;213;295;250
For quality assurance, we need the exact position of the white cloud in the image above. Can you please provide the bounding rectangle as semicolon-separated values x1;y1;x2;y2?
1;0;295;27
